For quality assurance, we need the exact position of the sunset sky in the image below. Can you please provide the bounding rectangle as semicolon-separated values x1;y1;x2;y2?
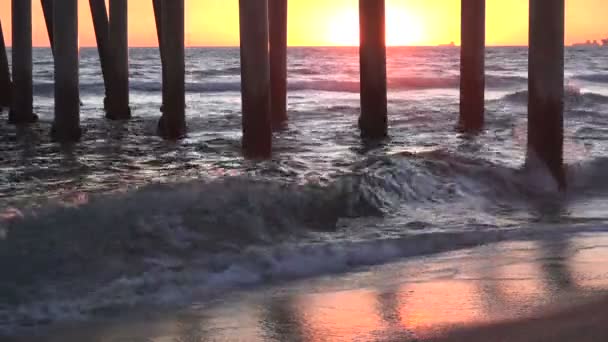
0;0;607;47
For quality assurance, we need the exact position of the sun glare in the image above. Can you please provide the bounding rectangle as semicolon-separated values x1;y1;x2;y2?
326;7;425;46
326;9;359;46
387;10;425;46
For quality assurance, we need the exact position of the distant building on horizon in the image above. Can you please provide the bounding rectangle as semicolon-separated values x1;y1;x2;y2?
572;37;608;47
438;41;456;47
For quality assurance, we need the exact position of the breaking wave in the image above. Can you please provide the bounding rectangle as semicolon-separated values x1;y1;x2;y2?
502;88;608;107
574;74;608;83
3;150;608;332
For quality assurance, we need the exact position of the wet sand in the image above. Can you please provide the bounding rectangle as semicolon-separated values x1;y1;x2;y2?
6;232;608;341
435;296;608;341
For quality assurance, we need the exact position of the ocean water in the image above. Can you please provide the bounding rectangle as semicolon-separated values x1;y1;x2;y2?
2;46;608;333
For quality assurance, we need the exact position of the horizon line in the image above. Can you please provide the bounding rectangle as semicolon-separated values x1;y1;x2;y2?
20;44;536;49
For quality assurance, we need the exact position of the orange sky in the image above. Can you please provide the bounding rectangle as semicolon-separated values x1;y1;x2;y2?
0;0;607;47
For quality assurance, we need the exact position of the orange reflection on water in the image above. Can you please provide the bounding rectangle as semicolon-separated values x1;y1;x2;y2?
294;289;384;341
568;235;608;291
287;244;558;340
398;281;484;338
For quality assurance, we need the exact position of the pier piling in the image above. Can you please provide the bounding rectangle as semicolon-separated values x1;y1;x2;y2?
157;0;186;139
41;0;55;54
269;0;288;129
528;0;565;189
0;19;10;108
359;0;388;140
239;0;272;158
459;0;485;133
89;0;112;108
106;0;131;120
152;0;168;113
9;0;37;124
51;0;81;142
152;0;167;110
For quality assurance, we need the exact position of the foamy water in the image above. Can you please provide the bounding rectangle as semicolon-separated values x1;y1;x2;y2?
2;47;608;333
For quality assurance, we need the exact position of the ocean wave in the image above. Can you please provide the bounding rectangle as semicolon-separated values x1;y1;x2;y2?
486;75;528;88
501;88;608;106
29;74;529;98
190;66;242;78
290;67;321;75
290;75;526;92
3;151;608;331
574;74;608;83
4;221;608;333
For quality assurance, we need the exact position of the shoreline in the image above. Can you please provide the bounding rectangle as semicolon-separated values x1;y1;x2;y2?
5;232;608;341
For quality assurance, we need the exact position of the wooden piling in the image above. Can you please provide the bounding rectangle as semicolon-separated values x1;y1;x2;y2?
106;0;131;120
359;0;388;140
157;0;186;139
0;19;11;108
269;0;288;129
152;0;167;112
51;0;81;142
239;0;272;158
528;0;565;189
459;0;485;133
41;0;55;54
89;0;112;107
9;0;37;124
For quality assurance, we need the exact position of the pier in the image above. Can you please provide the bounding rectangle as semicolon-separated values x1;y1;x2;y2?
359;0;388;140
0;18;10;107
459;0;485;133
51;0;80;142
156;0;186;139
528;0;566;188
269;0;288;129
41;0;55;54
0;0;566;186
107;0;131;120
9;0;37;124
89;0;112;108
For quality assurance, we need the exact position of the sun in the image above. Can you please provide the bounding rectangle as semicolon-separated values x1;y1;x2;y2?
326;7;425;46
387;9;425;46
327;9;360;46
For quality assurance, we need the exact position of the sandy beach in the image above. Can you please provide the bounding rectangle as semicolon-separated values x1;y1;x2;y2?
435;296;608;341
4;232;608;341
